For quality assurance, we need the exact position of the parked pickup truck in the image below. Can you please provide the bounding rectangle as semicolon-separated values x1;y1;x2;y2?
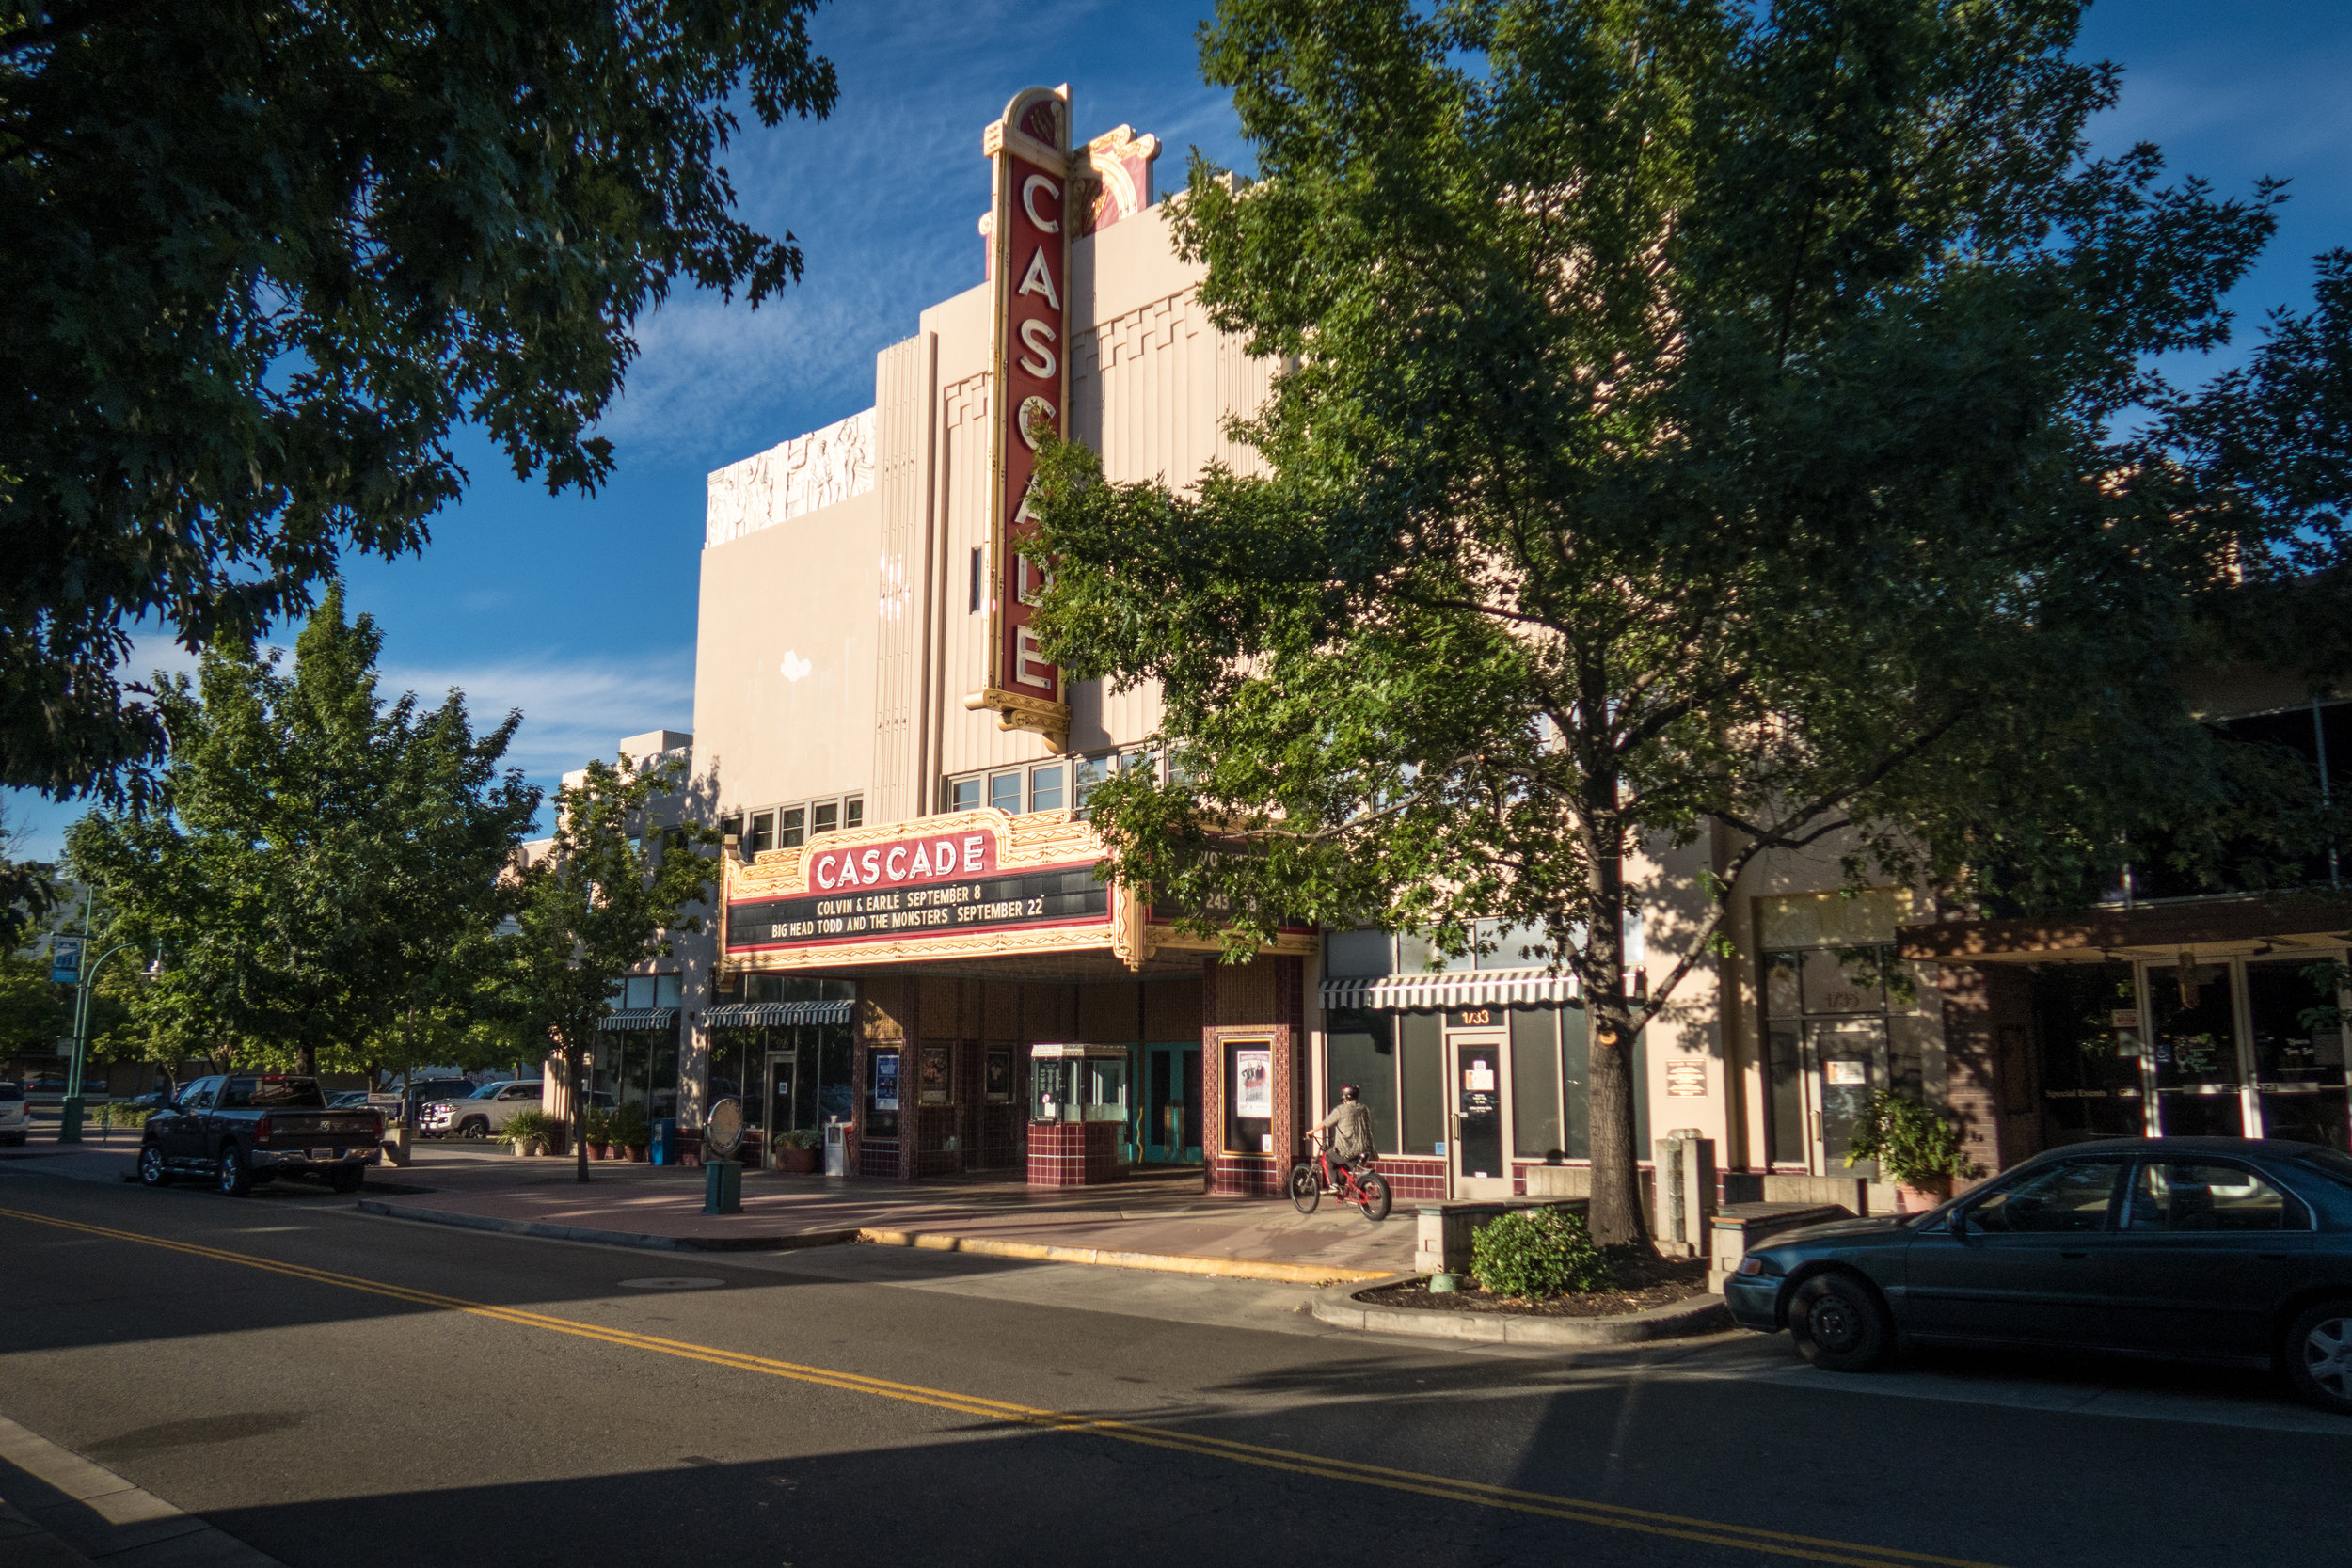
137;1074;383;1196
420;1079;547;1139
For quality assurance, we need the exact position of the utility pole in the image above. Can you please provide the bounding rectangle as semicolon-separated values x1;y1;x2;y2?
55;890;152;1143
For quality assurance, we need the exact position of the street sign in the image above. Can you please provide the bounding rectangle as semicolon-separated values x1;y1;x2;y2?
50;936;83;985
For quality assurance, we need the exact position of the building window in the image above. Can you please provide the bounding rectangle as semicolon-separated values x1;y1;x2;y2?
1074;754;1109;811
779;806;805;848
844;794;864;831
1030;764;1065;812
988;771;1022;814
748;811;776;855
969;546;983;613
950;777;980;812
720;814;743;853
813;800;839;836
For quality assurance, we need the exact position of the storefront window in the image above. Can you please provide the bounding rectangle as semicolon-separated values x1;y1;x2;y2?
1510;1008;1564;1161
2028;962;2145;1146
1399;1014;1443;1155
1325;1009;1397;1151
2247;958;2350;1150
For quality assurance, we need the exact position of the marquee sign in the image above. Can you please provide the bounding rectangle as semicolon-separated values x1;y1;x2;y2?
723;809;1151;972
967;84;1073;751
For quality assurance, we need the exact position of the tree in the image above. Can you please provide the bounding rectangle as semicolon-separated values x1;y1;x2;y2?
1031;0;2350;1247
66;586;540;1076
2;0;838;799
497;753;716;1182
0;800;57;952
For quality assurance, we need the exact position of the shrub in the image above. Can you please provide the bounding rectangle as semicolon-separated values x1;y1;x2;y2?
777;1126;821;1150
97;1101;157;1129
1470;1206;1612;1299
581;1106;614;1146
610;1104;651;1148
504;1110;559;1149
1844;1090;1983;1189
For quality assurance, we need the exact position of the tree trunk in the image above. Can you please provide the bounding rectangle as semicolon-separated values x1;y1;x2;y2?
295;1042;316;1076
570;1034;589;1184
1579;752;1653;1253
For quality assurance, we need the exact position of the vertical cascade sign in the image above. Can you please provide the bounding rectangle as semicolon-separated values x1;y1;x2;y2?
968;86;1073;751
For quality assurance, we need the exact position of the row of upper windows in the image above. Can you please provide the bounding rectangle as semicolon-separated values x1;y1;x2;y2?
942;748;1162;817
722;794;866;859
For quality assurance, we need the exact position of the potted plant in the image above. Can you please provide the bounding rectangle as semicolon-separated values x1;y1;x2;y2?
504;1109;558;1157
582;1105;614;1161
1845;1089;1983;1211
775;1126;821;1174
611;1104;651;1162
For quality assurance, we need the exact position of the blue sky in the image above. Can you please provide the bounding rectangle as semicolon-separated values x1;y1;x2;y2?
10;0;2352;860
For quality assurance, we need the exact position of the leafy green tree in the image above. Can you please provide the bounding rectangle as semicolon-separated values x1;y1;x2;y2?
1033;0;2348;1246
67;586;540;1077
0;800;56;952
2;0;838;799
496;753;717;1182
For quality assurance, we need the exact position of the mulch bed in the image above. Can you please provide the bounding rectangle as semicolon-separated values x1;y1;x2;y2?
1357;1251;1711;1319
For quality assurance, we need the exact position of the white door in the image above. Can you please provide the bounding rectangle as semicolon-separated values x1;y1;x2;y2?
1448;1032;1512;1199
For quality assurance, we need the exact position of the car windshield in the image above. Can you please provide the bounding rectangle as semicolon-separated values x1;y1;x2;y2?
2294;1148;2352;1190
0;1084;22;1101
218;1077;327;1109
469;1084;505;1099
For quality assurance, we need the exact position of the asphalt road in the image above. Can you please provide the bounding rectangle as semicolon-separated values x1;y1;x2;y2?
3;1163;2348;1568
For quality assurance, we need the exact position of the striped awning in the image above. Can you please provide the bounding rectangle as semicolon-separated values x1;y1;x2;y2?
597;1007;679;1032
700;1000;856;1028
1321;968;1580;1012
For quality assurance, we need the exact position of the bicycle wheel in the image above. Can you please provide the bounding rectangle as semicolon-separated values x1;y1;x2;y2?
1288;1162;1322;1214
1353;1170;1391;1222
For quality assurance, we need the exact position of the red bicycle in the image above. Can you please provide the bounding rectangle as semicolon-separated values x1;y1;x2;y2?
1290;1134;1392;1222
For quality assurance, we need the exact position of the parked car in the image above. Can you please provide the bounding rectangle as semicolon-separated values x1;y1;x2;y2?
326;1090;374;1109
421;1080;547;1139
22;1077;67;1097
0;1081;28;1145
1726;1136;2352;1414
137;1074;384;1195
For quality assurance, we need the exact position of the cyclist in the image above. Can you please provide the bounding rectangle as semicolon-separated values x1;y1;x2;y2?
1307;1083;1374;1191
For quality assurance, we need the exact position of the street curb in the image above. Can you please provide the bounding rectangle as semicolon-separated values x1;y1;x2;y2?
850;1227;1392;1284
353;1200;858;1254
0;1413;285;1567
1311;1274;1736;1344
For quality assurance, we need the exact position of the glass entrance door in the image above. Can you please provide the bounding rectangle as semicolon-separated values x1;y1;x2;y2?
1141;1045;1201;1164
1448;1033;1510;1198
1803;1019;1888;1175
763;1050;797;1148
2138;956;2350;1148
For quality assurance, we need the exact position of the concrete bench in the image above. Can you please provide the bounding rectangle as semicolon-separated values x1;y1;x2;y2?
1706;1201;1853;1293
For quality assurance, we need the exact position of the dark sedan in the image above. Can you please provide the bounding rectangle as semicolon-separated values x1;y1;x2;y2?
1725;1137;2352;1414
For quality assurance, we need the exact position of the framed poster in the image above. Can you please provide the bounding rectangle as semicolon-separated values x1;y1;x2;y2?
1234;1047;1273;1119
984;1048;1013;1104
872;1050;901;1112
918;1043;952;1105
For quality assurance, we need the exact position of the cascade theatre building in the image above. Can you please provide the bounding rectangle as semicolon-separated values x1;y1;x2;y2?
665;86;2352;1206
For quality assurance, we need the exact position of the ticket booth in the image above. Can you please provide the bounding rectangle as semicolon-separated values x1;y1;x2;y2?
1026;1043;1131;1186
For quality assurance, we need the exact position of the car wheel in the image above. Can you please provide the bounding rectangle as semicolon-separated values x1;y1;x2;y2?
1789;1272;1894;1372
137;1144;172;1187
216;1146;253;1197
459;1117;488;1140
2284;1300;2352;1415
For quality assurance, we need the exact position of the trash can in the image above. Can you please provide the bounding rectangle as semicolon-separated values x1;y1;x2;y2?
649;1117;677;1165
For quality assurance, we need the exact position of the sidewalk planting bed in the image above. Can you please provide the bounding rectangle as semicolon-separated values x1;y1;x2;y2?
1358;1252;1709;1318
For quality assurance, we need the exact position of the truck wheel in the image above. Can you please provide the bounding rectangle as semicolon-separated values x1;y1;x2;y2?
328;1164;364;1195
216;1146;254;1197
1789;1272;1894;1372
458;1117;488;1140
137;1145;172;1188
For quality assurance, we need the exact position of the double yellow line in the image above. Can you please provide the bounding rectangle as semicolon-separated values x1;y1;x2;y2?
1;1204;2000;1568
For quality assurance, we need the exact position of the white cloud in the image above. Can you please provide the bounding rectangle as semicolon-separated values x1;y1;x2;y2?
381;651;696;781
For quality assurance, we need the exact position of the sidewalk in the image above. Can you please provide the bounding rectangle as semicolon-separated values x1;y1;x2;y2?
359;1148;1414;1281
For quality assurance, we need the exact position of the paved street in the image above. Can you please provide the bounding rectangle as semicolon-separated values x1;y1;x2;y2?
3;1158;2349;1568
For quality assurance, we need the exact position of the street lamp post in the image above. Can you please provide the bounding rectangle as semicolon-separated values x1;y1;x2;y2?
57;939;139;1144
